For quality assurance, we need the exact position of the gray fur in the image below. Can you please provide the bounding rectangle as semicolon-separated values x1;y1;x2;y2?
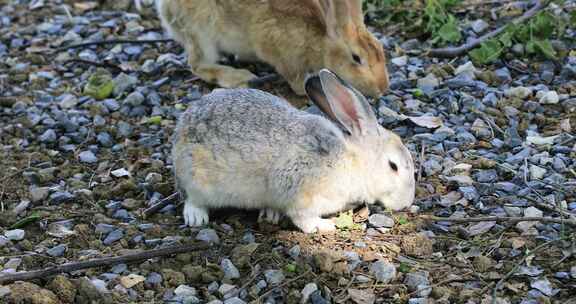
173;88;345;200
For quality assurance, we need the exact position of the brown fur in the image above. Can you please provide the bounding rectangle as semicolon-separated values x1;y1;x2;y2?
157;0;389;97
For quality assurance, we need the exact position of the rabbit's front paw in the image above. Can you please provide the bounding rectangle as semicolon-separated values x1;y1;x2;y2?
258;208;281;224
217;69;257;88
292;217;336;233
183;202;209;227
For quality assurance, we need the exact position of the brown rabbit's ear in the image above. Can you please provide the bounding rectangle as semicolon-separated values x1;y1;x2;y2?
316;69;380;137
312;0;340;38
345;0;365;25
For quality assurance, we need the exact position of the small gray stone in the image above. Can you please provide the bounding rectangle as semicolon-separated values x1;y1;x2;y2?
0;236;10;248
456;131;476;144
264;269;285;285
417;74;439;93
368;214;395;228
473;169;498;183
404;272;430;291
301;283;318;304
494;67;512;83
50;191;75;204
241;232;255;244
124;91;145;106
196;229;220;244
30;186;50;203
97;132;114;147
218;284;238;298
422;158;442;176
46;244;67;257
60;94;79;108
530;278;553;296
0;286;10;298
39;129;57;143
369;260;396;283
539;91;559;104
95;224;116;234
113;73;138;96
103;228;124;245
4;229;25;241
145;272;163;285
391;56;408;66
529;165;547;180
224;297;246;304
471;19;489;34
4;258;22;270
79;150;98;163
111;264;127;274
470;119;491;139
145;172;163;184
408;298;429;304
289;245;301;259
221;258;240;280
174;285;197;297
570;266;576;279
505;87;532;99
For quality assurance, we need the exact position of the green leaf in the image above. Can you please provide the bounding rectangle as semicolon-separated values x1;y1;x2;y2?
437;19;461;43
469;39;502;64
147;116;162;125
526;40;536;54
397;216;409;225
284;263;297;273
413;88;424;98
499;28;514;48
83;69;114;100
398;262;411;273
10;212;42;229
532;12;555;38
533;39;557;59
334;210;354;230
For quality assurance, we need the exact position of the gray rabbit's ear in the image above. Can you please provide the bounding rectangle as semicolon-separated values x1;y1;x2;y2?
305;73;350;134
317;69;380;137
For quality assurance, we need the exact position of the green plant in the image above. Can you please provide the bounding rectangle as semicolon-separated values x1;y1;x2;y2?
469;11;562;64
365;0;462;45
424;0;462;44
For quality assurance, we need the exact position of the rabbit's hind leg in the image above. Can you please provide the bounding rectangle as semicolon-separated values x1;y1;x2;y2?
258;208;282;224
183;198;209;227
184;33;257;88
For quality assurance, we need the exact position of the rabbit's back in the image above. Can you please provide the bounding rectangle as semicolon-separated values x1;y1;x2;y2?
176;89;343;163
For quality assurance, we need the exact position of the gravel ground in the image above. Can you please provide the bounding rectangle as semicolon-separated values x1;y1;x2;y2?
0;1;575;303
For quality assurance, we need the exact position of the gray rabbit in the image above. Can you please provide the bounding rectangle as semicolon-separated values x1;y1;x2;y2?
172;69;415;233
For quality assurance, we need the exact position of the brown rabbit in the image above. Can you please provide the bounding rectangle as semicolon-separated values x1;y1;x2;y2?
155;0;390;98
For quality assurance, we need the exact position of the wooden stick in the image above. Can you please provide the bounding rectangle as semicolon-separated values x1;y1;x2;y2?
54;38;174;53
420;215;576;227
143;192;179;218
248;74;281;88
427;0;547;58
63;58;124;72
0;243;210;285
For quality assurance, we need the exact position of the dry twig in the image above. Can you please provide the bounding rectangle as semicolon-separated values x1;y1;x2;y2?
427;0;548;58
54;38;174;53
490;237;564;304
143;192;179;218
421;215;576;228
0;243;210;285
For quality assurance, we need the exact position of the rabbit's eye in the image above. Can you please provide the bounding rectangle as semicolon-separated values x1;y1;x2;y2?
352;53;362;65
389;160;398;172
